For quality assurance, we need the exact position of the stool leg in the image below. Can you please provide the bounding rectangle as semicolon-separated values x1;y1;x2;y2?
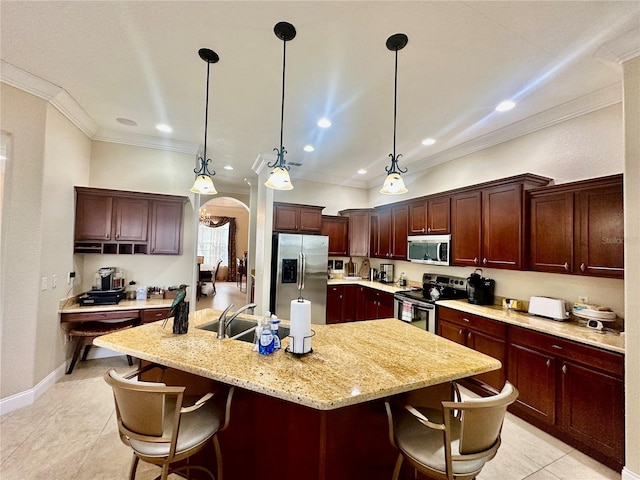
66;338;84;374
126;355;133;366
81;344;92;361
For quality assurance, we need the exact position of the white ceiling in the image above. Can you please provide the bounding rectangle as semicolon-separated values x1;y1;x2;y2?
1;1;638;194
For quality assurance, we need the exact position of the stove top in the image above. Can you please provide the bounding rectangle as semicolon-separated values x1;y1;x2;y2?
395;273;468;303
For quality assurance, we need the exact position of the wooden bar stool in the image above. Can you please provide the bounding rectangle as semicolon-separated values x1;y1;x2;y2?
65;320;137;374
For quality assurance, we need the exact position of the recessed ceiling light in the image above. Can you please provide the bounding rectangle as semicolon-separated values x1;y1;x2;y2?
116;117;138;126
156;124;173;133
495;100;516;112
357;169;367;175
303;145;315;152
317;118;331;128
421;138;436;146
224;165;234;171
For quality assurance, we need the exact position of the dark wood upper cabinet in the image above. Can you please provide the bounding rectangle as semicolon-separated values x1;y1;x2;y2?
527;174;623;278
427;196;451;234
321;215;349;256
273;202;323;233
451;190;482;266
339;209;372;257
408;200;427;234
372;205;408;260
74;187;186;255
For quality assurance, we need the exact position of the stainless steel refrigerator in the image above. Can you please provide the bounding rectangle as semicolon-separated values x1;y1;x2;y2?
269;233;328;325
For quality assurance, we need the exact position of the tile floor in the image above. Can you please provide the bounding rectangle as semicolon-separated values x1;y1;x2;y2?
0;283;621;480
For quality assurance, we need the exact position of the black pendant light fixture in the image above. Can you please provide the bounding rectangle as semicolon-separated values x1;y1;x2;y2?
265;21;296;191
380;33;409;195
190;48;220;195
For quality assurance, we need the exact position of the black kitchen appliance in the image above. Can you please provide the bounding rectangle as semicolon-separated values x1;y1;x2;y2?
466;268;495;305
394;273;467;333
79;266;126;306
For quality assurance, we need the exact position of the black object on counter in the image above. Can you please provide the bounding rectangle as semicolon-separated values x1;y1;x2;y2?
466;269;495;305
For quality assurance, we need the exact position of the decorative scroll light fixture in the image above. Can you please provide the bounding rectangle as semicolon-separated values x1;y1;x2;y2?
265;21;297;191
380;33;409;195
190;48;220;195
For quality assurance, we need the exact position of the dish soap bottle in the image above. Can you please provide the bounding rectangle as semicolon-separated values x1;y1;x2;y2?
400;272;407;287
259;314;274;355
271;316;281;350
253;311;269;352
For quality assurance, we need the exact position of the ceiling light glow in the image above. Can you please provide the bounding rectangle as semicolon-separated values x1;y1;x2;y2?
303;145;315;152
495;100;516;112
421;138;436;146
317;118;331;128
224;165;234;170
156;123;173;133
357;169;367;175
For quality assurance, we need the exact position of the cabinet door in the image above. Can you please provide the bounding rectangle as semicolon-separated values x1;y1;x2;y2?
370;215;379;258
467;329;506;391
427;197;451;234
508;343;556;425
575;184;624;278
409;200;427;234
346;211;370;257
391;205;408;259
299;207;323;233
559;361;624;461
364;288;379;320
273;204;299;232
326;286;344;324
321;216;349;256
528;192;574;273
113;197;149;242
438;319;465;345
149;201;183;255
482;183;523;269
342;285;358;322
354;286;367;321
451;191;482;266
377;291;395;318
75;193;113;241
377;209;392;258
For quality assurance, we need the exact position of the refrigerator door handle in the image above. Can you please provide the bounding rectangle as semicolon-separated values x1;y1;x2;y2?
297;252;306;293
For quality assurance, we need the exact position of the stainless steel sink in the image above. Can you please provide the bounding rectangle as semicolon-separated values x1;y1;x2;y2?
198;318;290;343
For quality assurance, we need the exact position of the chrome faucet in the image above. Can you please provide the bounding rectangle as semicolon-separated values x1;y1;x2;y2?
217;303;258;339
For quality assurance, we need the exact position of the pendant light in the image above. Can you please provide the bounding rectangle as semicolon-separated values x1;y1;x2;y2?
265;21;296;191
190;48;220;195
380;33;409;195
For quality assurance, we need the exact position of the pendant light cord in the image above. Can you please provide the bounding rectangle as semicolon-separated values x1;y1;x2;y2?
279;39;286;157
203;61;210;161
392;48;398;161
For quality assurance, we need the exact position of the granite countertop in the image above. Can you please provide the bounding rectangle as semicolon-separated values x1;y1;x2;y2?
59;298;174;314
437;300;625;354
327;278;415;295
95;308;501;411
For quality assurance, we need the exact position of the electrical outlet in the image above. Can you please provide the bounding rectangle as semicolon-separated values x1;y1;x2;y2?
41;276;48;291
68;271;76;284
578;296;589;303
52;274;58;289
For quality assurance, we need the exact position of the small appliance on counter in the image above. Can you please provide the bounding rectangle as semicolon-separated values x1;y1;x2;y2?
466;268;495;305
79;266;126;306
379;263;394;284
528;296;570;321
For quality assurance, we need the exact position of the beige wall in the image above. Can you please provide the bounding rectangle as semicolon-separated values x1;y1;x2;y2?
274;178;369;215
1;85;91;398
622;56;639;479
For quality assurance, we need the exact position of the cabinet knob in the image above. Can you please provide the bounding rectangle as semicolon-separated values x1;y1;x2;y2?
427;227;431;233
580;263;586;272
546;359;551;368
421;228;425;233
564;262;569;271
482;258;487;265
562;365;568;374
115;233;120;239
473;257;478;264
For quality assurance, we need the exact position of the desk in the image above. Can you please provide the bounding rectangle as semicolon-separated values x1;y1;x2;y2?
96;309;500;479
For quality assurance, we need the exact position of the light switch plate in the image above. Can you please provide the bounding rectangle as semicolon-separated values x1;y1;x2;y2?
41;276;48;291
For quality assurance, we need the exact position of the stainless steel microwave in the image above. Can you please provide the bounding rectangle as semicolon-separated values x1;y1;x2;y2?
407;234;451;266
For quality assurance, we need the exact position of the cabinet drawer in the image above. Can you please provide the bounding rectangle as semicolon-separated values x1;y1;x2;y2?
437;307;507;339
141;308;172;324
61;309;140;323
327;285;344;295
509;326;623;377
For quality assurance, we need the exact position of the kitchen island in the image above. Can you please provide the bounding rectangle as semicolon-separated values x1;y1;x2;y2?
96;308;500;480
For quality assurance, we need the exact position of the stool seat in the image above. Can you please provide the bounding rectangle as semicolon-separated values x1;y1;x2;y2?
65;319;137;374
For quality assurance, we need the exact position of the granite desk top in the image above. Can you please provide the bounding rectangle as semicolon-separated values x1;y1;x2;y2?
437;300;625;354
95;308;501;411
59;298;174;314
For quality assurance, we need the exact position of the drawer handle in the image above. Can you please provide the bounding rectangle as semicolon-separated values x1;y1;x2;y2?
427;227;431;233
482;257;487;265
580;263;586;272
467;332;472;340
463;318;470;322
562;365;568;374
563;262;569;271
473;257;478;264
552;344;563;350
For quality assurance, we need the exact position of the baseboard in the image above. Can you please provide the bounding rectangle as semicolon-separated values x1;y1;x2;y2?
623;467;640;480
0;361;66;415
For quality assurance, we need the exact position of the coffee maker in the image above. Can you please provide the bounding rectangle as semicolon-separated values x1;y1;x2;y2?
379;264;394;284
80;267;125;306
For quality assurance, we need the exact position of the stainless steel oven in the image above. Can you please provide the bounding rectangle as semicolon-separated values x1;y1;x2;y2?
394;291;437;334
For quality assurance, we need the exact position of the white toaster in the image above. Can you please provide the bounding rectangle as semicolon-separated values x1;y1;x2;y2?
528;296;570;321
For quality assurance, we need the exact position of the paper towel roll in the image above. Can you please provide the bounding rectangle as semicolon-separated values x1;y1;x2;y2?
290;299;312;354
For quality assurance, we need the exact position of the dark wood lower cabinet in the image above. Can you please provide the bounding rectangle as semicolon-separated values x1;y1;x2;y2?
327;284;393;323
437;306;624;471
